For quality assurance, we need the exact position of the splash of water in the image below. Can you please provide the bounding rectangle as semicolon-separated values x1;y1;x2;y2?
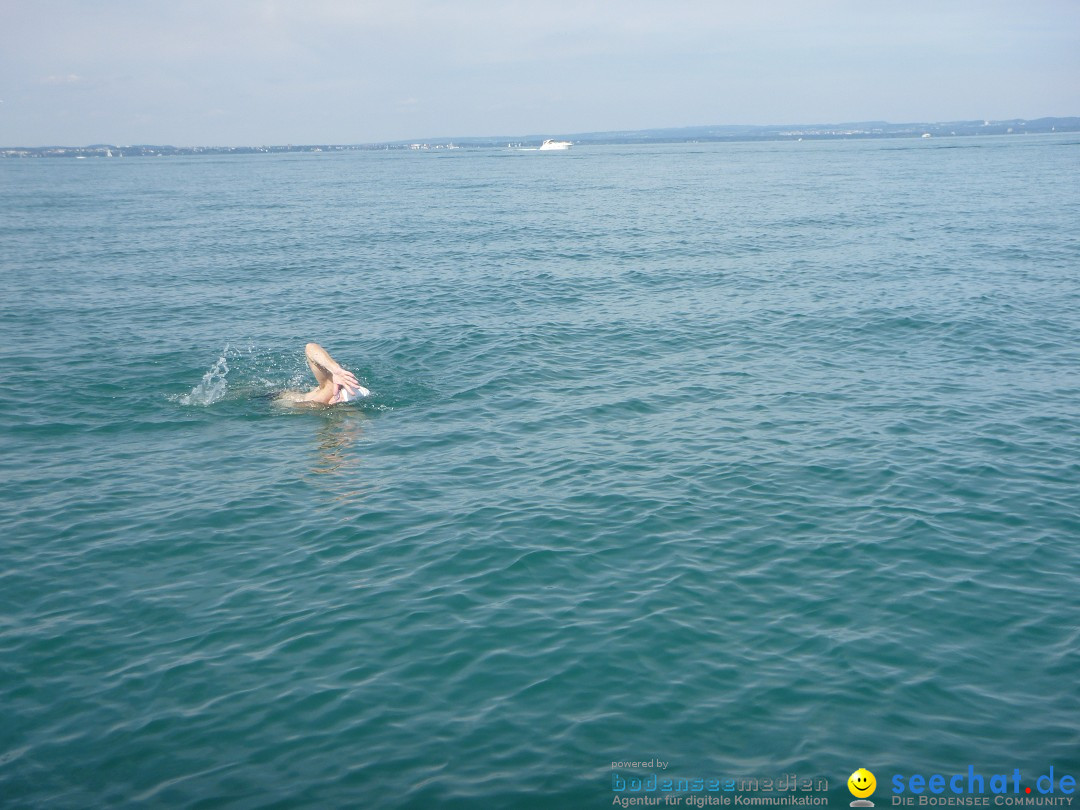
179;348;230;406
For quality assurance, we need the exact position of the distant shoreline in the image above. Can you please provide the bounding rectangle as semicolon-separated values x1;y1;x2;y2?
4;116;1078;157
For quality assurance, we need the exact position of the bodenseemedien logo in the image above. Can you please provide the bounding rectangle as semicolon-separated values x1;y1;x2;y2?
849;768;877;807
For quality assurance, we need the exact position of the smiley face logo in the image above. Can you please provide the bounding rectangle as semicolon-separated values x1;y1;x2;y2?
848;768;877;799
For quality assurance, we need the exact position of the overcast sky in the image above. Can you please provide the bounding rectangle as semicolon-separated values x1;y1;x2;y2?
2;0;1078;146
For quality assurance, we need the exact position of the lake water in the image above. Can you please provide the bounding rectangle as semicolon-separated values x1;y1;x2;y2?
2;135;1079;809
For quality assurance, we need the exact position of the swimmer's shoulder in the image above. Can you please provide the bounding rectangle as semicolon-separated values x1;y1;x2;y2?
275;390;320;407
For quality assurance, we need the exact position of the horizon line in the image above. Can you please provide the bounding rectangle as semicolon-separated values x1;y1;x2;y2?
4;115;1078;152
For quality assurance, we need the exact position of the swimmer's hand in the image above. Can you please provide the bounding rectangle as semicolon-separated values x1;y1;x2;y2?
330;369;370;403
332;368;362;391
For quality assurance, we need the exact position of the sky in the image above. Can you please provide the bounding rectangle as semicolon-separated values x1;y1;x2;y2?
2;0;1079;146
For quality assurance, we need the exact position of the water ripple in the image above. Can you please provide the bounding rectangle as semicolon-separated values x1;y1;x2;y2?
3;138;1079;808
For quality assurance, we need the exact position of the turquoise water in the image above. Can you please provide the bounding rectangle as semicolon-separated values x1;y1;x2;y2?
2;136;1079;809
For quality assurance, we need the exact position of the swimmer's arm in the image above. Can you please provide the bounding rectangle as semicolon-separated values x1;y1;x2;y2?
305;343;365;396
305;342;339;385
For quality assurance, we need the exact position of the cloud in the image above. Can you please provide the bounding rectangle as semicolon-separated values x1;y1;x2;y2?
39;73;85;85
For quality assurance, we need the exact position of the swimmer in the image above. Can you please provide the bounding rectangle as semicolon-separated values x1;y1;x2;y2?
276;343;369;406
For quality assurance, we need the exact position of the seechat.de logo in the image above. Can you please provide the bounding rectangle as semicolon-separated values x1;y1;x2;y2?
890;765;1078;804
850;768;878;807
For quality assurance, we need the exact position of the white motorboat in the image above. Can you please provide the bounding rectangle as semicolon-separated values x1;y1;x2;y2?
539;139;572;151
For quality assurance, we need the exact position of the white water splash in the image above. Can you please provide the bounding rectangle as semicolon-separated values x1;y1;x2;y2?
179;349;230;406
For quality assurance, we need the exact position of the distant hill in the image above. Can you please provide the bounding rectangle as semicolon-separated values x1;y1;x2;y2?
4;117;1078;157
407;117;1080;147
